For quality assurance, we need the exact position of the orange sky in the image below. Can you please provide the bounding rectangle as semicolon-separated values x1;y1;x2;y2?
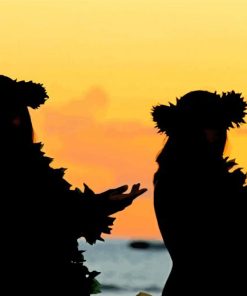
1;0;247;239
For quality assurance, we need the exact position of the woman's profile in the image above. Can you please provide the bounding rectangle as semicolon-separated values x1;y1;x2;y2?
152;90;246;295
0;74;147;295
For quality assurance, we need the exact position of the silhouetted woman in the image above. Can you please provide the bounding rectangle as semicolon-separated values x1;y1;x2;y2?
152;91;246;295
0;75;146;295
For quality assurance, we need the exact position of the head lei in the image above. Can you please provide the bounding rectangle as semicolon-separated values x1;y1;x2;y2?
152;90;247;135
0;74;48;109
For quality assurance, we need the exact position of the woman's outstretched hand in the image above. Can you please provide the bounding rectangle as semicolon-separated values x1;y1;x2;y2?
79;183;147;243
83;183;147;215
100;183;147;201
97;183;147;215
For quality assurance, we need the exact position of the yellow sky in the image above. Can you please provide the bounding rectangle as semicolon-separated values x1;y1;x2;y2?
1;0;247;239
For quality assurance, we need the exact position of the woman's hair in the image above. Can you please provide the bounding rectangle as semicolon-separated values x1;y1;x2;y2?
12;106;34;146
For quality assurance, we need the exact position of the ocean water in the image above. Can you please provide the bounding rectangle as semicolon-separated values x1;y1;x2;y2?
78;238;172;296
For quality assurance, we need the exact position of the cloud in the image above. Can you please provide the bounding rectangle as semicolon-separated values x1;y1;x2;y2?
31;86;163;193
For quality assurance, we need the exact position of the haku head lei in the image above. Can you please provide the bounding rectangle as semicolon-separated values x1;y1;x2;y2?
0;74;49;109
152;90;247;135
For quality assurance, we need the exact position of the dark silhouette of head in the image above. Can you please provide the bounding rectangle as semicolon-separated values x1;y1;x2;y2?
0;75;48;150
152;90;247;162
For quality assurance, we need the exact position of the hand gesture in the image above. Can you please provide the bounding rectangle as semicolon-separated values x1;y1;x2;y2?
84;183;147;215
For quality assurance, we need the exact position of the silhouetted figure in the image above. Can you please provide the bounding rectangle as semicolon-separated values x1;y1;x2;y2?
152;91;247;295
0;74;147;295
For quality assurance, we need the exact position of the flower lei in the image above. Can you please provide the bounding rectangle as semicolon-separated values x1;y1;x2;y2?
32;142;114;294
152;90;247;135
0;74;48;109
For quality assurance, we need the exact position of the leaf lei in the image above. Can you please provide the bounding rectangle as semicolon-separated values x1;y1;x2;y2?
31;143;110;294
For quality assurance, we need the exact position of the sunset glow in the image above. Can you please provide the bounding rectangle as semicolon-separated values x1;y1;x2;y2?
1;0;247;239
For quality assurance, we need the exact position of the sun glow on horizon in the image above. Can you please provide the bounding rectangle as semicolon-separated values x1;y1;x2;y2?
2;0;247;238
